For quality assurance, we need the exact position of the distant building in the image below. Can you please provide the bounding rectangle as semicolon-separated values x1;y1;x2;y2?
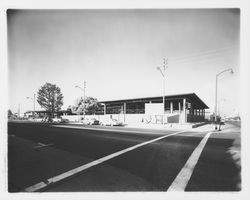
99;93;209;123
24;110;73;118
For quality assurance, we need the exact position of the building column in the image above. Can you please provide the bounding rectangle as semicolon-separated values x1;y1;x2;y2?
178;102;181;113
123;103;126;114
170;102;173;114
123;102;126;122
104;104;106;115
183;98;186;123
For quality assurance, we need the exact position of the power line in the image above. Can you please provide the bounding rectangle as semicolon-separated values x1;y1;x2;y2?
169;45;238;63
170;49;236;65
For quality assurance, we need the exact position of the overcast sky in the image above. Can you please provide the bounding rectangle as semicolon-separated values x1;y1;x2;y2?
8;9;240;116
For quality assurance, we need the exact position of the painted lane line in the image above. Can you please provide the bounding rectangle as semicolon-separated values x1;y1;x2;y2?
23;130;186;192
34;143;53;149
167;131;212;191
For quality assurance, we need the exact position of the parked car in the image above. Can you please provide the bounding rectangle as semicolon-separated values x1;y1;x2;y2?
60;118;70;123
52;117;62;123
81;118;90;125
81;118;101;125
101;119;123;126
89;118;101;125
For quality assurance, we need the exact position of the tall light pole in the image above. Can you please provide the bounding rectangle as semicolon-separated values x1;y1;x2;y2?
26;94;36;117
18;103;20;118
75;81;86;117
157;58;168;125
214;68;233;129
218;98;226;117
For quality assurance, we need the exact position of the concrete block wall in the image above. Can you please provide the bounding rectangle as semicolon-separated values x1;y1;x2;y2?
187;114;205;122
167;114;180;123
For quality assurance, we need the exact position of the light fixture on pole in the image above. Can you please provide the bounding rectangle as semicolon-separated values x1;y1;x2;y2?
75;81;86;117
157;58;168;125
218;98;226;117
26;94;36;118
214;68;233;129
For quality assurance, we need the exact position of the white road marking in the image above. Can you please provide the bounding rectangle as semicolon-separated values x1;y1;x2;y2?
34;143;53;149
23;130;186;192
167;131;212;191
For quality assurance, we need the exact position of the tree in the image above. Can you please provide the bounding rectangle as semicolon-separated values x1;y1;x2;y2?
71;96;102;115
85;97;102;115
8;109;13;117
37;83;64;117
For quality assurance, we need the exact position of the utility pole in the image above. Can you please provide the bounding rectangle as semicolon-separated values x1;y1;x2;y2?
33;94;36;114
157;58;168;125
18;103;20;118
214;68;233;130
75;80;87;118
83;80;86;116
27;94;36;119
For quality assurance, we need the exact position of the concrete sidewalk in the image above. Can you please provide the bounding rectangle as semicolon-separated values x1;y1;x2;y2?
66;121;217;132
125;122;214;132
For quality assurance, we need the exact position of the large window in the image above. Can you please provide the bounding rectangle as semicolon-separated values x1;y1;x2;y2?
126;102;145;114
106;104;123;114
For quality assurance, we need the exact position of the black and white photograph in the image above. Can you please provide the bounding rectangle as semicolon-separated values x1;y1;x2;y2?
1;0;250;199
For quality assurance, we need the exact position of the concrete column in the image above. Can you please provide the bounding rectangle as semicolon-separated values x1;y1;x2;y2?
170;102;173;114
123;102;126;122
178;102;181;113
104;104;106;115
183;98;186;123
123;103;126;114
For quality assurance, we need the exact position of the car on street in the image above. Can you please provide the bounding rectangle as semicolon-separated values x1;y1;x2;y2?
52;117;62;123
81;118;101;125
101;118;123;126
60;118;70;123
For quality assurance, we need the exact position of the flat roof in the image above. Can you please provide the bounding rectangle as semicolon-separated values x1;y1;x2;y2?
99;93;209;109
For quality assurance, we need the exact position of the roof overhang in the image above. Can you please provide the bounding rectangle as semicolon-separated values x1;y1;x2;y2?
99;93;209;109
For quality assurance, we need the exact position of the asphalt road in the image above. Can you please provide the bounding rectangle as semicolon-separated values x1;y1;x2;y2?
7;121;241;192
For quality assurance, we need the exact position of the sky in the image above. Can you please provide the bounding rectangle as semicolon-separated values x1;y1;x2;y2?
8;9;240;116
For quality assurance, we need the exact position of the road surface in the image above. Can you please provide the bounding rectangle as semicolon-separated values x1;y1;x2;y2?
8;121;241;192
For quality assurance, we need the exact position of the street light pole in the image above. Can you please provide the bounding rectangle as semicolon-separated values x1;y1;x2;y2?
27;94;36;118
157;58;168;125
214;68;233;129
218;98;226;117
33;94;36;113
75;81;86;118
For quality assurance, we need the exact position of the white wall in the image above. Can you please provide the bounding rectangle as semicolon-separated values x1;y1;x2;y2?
61;114;146;123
